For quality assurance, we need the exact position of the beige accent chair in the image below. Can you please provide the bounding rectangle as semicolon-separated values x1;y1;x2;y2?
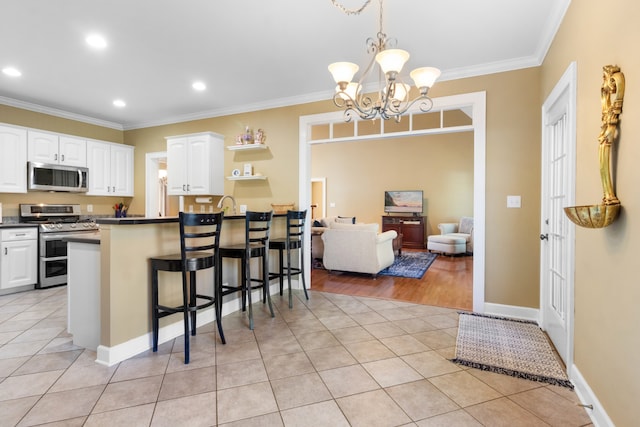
427;217;474;255
321;222;397;276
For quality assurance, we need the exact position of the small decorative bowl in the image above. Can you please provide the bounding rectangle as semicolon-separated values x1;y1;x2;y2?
271;203;294;214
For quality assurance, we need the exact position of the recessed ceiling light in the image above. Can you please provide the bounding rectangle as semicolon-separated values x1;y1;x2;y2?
86;34;107;49
113;99;126;108
2;67;22;77
192;81;206;91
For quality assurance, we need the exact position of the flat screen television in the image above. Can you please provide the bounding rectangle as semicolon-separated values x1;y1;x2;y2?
384;190;423;214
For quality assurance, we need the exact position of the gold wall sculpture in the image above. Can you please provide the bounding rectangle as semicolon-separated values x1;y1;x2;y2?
564;65;625;228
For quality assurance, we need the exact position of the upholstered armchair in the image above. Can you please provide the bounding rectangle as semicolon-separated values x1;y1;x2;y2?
427;217;474;255
321;222;397;276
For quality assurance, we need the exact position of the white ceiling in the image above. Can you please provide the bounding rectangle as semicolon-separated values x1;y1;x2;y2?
0;0;570;130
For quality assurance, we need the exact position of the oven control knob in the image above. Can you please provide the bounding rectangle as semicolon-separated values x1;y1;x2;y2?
56;223;62;229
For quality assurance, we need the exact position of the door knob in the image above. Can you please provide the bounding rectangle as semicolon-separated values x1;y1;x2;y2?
540;234;549;241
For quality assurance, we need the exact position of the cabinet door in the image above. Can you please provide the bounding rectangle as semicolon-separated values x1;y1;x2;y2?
166;137;188;195
110;144;134;196
186;134;223;195
28;130;59;164
1;239;37;289
402;222;425;248
186;136;211;194
86;140;111;195
382;222;402;235
59;135;87;167
0;125;27;193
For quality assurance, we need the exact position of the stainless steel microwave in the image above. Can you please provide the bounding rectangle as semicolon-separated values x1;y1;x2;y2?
28;162;89;192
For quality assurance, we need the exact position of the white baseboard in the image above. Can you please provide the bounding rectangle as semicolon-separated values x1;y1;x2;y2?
570;365;614;427
482;302;539;322
96;282;282;366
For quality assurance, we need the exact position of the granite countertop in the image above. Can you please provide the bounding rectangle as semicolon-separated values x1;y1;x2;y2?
97;216;179;226
0;223;39;229
96;213;286;226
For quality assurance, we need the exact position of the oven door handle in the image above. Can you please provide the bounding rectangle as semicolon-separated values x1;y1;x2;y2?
40;233;75;240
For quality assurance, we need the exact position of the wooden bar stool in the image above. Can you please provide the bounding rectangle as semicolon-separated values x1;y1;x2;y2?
269;210;309;308
150;212;225;364
220;211;275;330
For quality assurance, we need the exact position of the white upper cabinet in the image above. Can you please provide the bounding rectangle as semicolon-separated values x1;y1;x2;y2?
166;132;224;196
86;140;134;196
0;125;28;193
28;130;87;167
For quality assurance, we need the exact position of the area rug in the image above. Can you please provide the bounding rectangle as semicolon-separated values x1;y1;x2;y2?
452;312;573;389
378;252;437;279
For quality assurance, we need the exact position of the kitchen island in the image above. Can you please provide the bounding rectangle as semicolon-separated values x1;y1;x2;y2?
83;214;293;366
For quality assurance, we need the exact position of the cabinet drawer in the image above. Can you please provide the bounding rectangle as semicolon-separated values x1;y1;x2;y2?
1;228;38;241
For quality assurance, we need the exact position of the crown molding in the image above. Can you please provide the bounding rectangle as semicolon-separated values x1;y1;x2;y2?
0;96;124;130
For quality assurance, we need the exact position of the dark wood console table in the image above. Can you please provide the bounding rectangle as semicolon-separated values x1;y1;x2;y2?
382;215;427;249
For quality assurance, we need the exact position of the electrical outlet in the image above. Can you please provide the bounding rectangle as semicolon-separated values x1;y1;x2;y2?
330;202;336;208
240;204;247;214
86;204;93;213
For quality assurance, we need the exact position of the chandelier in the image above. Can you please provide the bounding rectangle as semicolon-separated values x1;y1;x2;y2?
328;0;441;122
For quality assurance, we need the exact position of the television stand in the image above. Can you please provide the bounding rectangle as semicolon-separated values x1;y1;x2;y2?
381;215;427;249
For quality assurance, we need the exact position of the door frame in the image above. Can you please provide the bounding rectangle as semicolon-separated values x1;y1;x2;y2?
145;151;167;218
299;91;486;313
540;61;577;369
310;177;326;219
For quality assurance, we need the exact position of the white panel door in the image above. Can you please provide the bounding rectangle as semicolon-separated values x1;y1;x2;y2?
540;63;576;366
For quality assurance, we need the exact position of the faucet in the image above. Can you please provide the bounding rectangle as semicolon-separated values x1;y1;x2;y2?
217;195;237;215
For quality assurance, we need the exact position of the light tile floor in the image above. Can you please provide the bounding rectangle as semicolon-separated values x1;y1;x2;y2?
0;286;593;426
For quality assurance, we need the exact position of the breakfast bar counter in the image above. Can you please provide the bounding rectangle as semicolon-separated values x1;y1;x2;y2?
88;214;288;365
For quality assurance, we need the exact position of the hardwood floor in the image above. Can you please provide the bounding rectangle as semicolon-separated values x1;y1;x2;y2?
311;250;473;310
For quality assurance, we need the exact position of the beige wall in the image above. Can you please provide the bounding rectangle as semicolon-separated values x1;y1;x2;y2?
310;132;474;234
541;0;640;424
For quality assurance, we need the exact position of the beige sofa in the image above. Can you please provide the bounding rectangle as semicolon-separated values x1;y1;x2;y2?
321;222;397;276
311;216;356;259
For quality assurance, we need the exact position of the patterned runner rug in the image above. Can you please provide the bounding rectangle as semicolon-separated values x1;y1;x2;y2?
452;312;573;389
378;252;437;279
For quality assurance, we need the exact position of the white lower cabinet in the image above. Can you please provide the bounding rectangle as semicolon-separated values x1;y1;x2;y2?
86;140;134;196
0;228;38;291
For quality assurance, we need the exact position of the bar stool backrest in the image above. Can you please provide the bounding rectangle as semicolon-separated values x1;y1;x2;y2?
179;212;224;270
286;210;307;245
245;211;273;250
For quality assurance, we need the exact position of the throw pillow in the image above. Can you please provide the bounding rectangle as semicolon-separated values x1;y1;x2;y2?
336;216;356;224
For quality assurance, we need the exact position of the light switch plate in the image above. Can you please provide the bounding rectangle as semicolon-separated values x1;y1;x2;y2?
507;195;521;208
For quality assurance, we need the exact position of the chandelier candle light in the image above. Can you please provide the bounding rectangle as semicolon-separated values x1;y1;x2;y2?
328;0;441;122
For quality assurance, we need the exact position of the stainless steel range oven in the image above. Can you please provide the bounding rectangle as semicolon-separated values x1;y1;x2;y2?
20;204;99;288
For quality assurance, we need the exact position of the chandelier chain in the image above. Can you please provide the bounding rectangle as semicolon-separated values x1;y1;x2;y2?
330;0;372;15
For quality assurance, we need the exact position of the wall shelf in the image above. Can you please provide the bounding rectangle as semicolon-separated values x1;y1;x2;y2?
226;144;268;151
226;175;267;181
